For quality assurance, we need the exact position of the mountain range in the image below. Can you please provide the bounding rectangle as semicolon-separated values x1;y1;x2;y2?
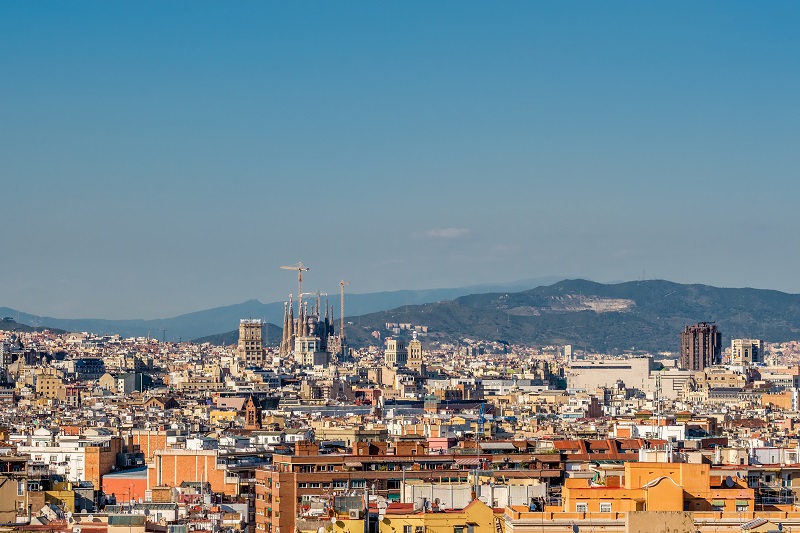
0;276;560;342
200;279;800;353
8;278;800;353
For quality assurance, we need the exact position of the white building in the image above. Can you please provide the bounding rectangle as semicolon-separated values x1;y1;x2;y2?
567;357;653;392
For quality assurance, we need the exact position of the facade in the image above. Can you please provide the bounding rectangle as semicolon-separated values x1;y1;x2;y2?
407;333;425;377
681;323;722;371
562;462;753;513
567;357;652;391
238;319;264;368
385;338;408;368
731;339;764;365
147;448;240;496
16;431;121;490
0;456;29;523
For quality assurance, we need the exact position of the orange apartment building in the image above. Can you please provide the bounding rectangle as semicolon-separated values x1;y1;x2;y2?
562;462;754;514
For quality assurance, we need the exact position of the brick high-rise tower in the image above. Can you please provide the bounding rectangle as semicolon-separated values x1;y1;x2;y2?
681;322;722;371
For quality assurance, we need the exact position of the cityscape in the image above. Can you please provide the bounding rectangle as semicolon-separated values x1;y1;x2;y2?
3;3;800;533
5;266;800;533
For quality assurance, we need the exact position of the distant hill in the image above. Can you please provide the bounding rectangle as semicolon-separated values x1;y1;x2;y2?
0;276;560;341
9;279;800;352
0;317;67;335
193;323;283;347
334;279;800;352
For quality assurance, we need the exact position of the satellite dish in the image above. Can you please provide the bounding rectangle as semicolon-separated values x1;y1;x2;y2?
725;476;735;488
572;524;579;533
144;509;150;516
87;515;94;522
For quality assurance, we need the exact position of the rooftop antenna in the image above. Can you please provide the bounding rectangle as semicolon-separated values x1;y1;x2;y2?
281;262;310;300
160;329;167;343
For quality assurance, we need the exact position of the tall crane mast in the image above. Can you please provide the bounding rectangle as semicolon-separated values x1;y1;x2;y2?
280;262;309;298
340;280;350;342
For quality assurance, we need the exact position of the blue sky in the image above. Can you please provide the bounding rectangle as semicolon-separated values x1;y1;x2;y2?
2;2;799;318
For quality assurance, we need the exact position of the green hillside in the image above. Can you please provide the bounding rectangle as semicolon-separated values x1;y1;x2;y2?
339;279;800;352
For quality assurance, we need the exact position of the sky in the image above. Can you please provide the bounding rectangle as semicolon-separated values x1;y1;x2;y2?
2;2;800;319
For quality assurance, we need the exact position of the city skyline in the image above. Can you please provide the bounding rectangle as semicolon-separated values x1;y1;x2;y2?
3;2;800;318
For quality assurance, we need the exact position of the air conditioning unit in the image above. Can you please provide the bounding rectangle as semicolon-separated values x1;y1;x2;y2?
349;510;363;519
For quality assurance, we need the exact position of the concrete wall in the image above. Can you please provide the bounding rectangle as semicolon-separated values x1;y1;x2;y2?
626;511;695;533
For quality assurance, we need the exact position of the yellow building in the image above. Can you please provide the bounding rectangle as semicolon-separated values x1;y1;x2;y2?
210;409;238;425
35;370;64;400
562;462;753;514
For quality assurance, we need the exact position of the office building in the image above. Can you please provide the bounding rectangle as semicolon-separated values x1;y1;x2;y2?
238;319;264;368
680;323;722;371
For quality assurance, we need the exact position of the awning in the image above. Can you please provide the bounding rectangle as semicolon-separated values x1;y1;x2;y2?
455;458;482;466
712;500;725;506
345;461;363;468
736;500;750;506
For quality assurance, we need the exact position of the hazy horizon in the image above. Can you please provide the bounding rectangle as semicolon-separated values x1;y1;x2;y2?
3;2;799;318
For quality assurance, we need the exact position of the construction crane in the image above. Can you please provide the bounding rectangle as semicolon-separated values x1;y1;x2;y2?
339;280;350;342
300;291;327;314
280;262;310;297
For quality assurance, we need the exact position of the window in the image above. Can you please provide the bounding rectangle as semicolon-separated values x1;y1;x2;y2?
351;480;366;488
736;503;748;512
333;481;348;489
453;526;464;533
599;503;611;513
404;526;412;533
17;482;25;496
576;503;588;513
